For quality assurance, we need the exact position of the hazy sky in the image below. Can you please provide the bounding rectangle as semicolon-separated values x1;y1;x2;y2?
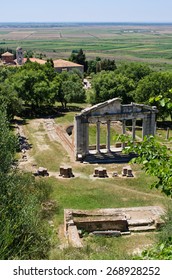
1;0;172;23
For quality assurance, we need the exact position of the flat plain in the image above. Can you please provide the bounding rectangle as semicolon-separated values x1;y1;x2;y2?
1;23;172;70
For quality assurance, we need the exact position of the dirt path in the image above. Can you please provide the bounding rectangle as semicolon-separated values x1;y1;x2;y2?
43;118;75;161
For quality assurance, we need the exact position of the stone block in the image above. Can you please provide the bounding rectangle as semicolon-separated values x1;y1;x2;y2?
74;216;128;232
127;168;134;177
93;167;108;178
90;230;121;237
122;166;128;176
115;142;122;148
68;225;83;248
59;166;74;178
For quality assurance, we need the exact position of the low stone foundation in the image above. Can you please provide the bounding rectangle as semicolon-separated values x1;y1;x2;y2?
64;206;164;248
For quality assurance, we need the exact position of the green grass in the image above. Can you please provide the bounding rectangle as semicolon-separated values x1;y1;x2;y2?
48;173;167;260
50;233;156;260
20;106;171;260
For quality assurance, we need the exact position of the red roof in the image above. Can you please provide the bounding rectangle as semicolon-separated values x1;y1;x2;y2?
23;58;46;64
53;59;83;68
1;51;14;57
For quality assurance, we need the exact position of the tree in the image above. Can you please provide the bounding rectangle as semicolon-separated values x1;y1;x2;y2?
87;57;116;74
149;93;172;120
134;72;172;119
89;71;135;104
69;49;88;72
116;62;152;82
122;135;172;197
56;72;86;108
0;83;22;120
11;63;56;109
96;58;117;72
0;107;17;173
121;135;172;260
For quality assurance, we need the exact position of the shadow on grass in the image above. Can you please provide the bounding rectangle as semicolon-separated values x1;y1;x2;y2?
18;104;84;120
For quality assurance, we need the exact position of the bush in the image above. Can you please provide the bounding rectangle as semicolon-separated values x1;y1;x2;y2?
0;172;52;259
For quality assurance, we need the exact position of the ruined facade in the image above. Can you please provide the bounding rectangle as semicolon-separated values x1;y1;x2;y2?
74;98;157;160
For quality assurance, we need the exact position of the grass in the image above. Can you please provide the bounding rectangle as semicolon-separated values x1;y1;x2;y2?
50;233;156;260
48;172;167;260
20;105;171;260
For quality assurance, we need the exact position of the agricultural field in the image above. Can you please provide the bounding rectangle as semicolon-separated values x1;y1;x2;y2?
1;23;172;70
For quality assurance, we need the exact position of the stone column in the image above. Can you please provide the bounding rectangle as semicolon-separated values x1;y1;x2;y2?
142;116;148;139
106;120;111;152
85;122;89;154
122;120;126;134
142;117;145;140
150;111;156;136
166;127;170;140
132;119;136;141
142;114;154;138
96;121;100;153
122;120;126;149
74;116;89;160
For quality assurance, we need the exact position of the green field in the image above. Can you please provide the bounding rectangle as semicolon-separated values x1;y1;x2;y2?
1;23;172;70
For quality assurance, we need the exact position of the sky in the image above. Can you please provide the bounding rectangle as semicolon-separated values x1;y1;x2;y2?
1;0;172;23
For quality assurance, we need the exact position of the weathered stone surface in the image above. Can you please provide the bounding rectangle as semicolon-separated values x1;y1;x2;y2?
64;206;164;242
33;167;49;176
68;225;83;248
128;218;154;227
90;230;122;237
74;98;158;160
127;168;134;177
122;166;128;176
122;166;134;177
59;166;74;178
93;167;108;178
74;218;128;232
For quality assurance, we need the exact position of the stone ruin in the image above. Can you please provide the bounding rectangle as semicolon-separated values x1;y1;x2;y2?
16;125;32;163
59;166;75;178
64;206;164;248
93;167;108;178
33;167;49;177
74;98;158;161
122;166;134;177
92;166;134;178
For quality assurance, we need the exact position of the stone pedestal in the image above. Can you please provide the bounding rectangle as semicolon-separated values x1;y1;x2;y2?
59;166;74;178
122;166;134;177
38;167;48;176
94;167;108;178
127;168;134;177
122;166;128;176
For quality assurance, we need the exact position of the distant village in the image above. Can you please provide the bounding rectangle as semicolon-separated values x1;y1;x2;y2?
0;47;84;73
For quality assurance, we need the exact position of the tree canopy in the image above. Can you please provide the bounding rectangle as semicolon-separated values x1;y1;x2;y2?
0;61;86;117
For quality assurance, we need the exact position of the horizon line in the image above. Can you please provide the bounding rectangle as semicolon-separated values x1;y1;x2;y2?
1;21;172;24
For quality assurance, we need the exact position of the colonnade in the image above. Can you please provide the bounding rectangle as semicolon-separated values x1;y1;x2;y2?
96;120;111;153
74;100;157;160
95;119;137;153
